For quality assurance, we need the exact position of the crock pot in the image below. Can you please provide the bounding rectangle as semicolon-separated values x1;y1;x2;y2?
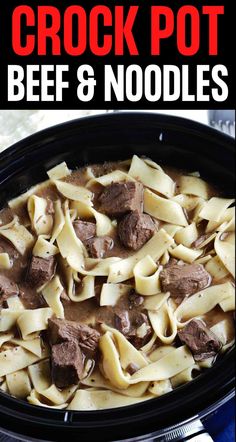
0;113;235;442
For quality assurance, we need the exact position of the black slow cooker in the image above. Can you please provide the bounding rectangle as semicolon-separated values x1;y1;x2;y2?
0;113;235;442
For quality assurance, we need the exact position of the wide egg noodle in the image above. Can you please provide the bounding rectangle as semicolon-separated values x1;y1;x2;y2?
17;308;53;340
100;283;131;307
11;337;43;358
82;369;149;398
169;244;203;263
0;346;43;377
33;235;59;259
99;332;131;389
210;319;235;348
133;255;162;296
199;197;235;222
53;180;93;205
0;309;24;332
171;364;200;388
160;250;170;265
148;300;177;344
56;207;87;272
149;379;173;396
0;222;34;255
71;200;113;236
128;155;175;198
171;194;202;211
41;276;64;318
179;176;208;199
0;332;14;347
174;282;234;325
144;189;187;226
86;170;135;188
129;346;194;383
27;389;68;409
0;252;12;269
219;293;235;312
108;229;174;283
6;369;32;399
140;333;157;353
82;257;121;276
67;389;153;411
47;162;71;180
101;324;148;370
7;296;25;310
68;275;95;302
215;231;235;278
149;346;176;362
28;359;51;391
174;223;198;248
8;181;51;211
205;256;229;281
27;195;53;235
143;292;170;311
206;207;235;233
50;200;65;244
162;224;182;238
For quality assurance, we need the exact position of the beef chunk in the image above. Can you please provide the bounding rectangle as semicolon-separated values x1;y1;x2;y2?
126;363;139;375
0;237;19;260
178;319;222;361
99;182;143;217
73;220;96;242
51;341;84;388
0;275;19;304
19;284;46;309
118;211;156;251
114;311;131;335
160;263;211;298
129;312;152;349
129;289;144;309
86;236;113;259
48;318;100;358
26;256;56;287
134;312;150;328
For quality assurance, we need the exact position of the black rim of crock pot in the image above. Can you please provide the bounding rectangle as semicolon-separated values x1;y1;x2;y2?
0;113;235;441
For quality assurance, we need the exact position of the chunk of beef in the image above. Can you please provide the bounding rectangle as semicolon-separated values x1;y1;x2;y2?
26;256;56;287
126;363;139;375
129;312;152;349
134;312;150;328
191;234;212;249
160;263;211;298
178;319;222;361
99;182;143;217
0;237;19;260
114;311;130;335
48;318;100;358
51;341;84;388
128;289;144;309
0;275;19;304
86;236;113;259
118;211;156;251
73;220;96;242
19;284;46;309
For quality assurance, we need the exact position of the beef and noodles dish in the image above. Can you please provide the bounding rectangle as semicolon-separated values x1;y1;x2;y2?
0;155;235;410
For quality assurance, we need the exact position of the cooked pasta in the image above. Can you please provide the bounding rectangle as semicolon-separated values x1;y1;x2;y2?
0;155;234;410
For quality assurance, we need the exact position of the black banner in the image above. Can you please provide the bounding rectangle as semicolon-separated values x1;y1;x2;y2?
0;0;234;109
